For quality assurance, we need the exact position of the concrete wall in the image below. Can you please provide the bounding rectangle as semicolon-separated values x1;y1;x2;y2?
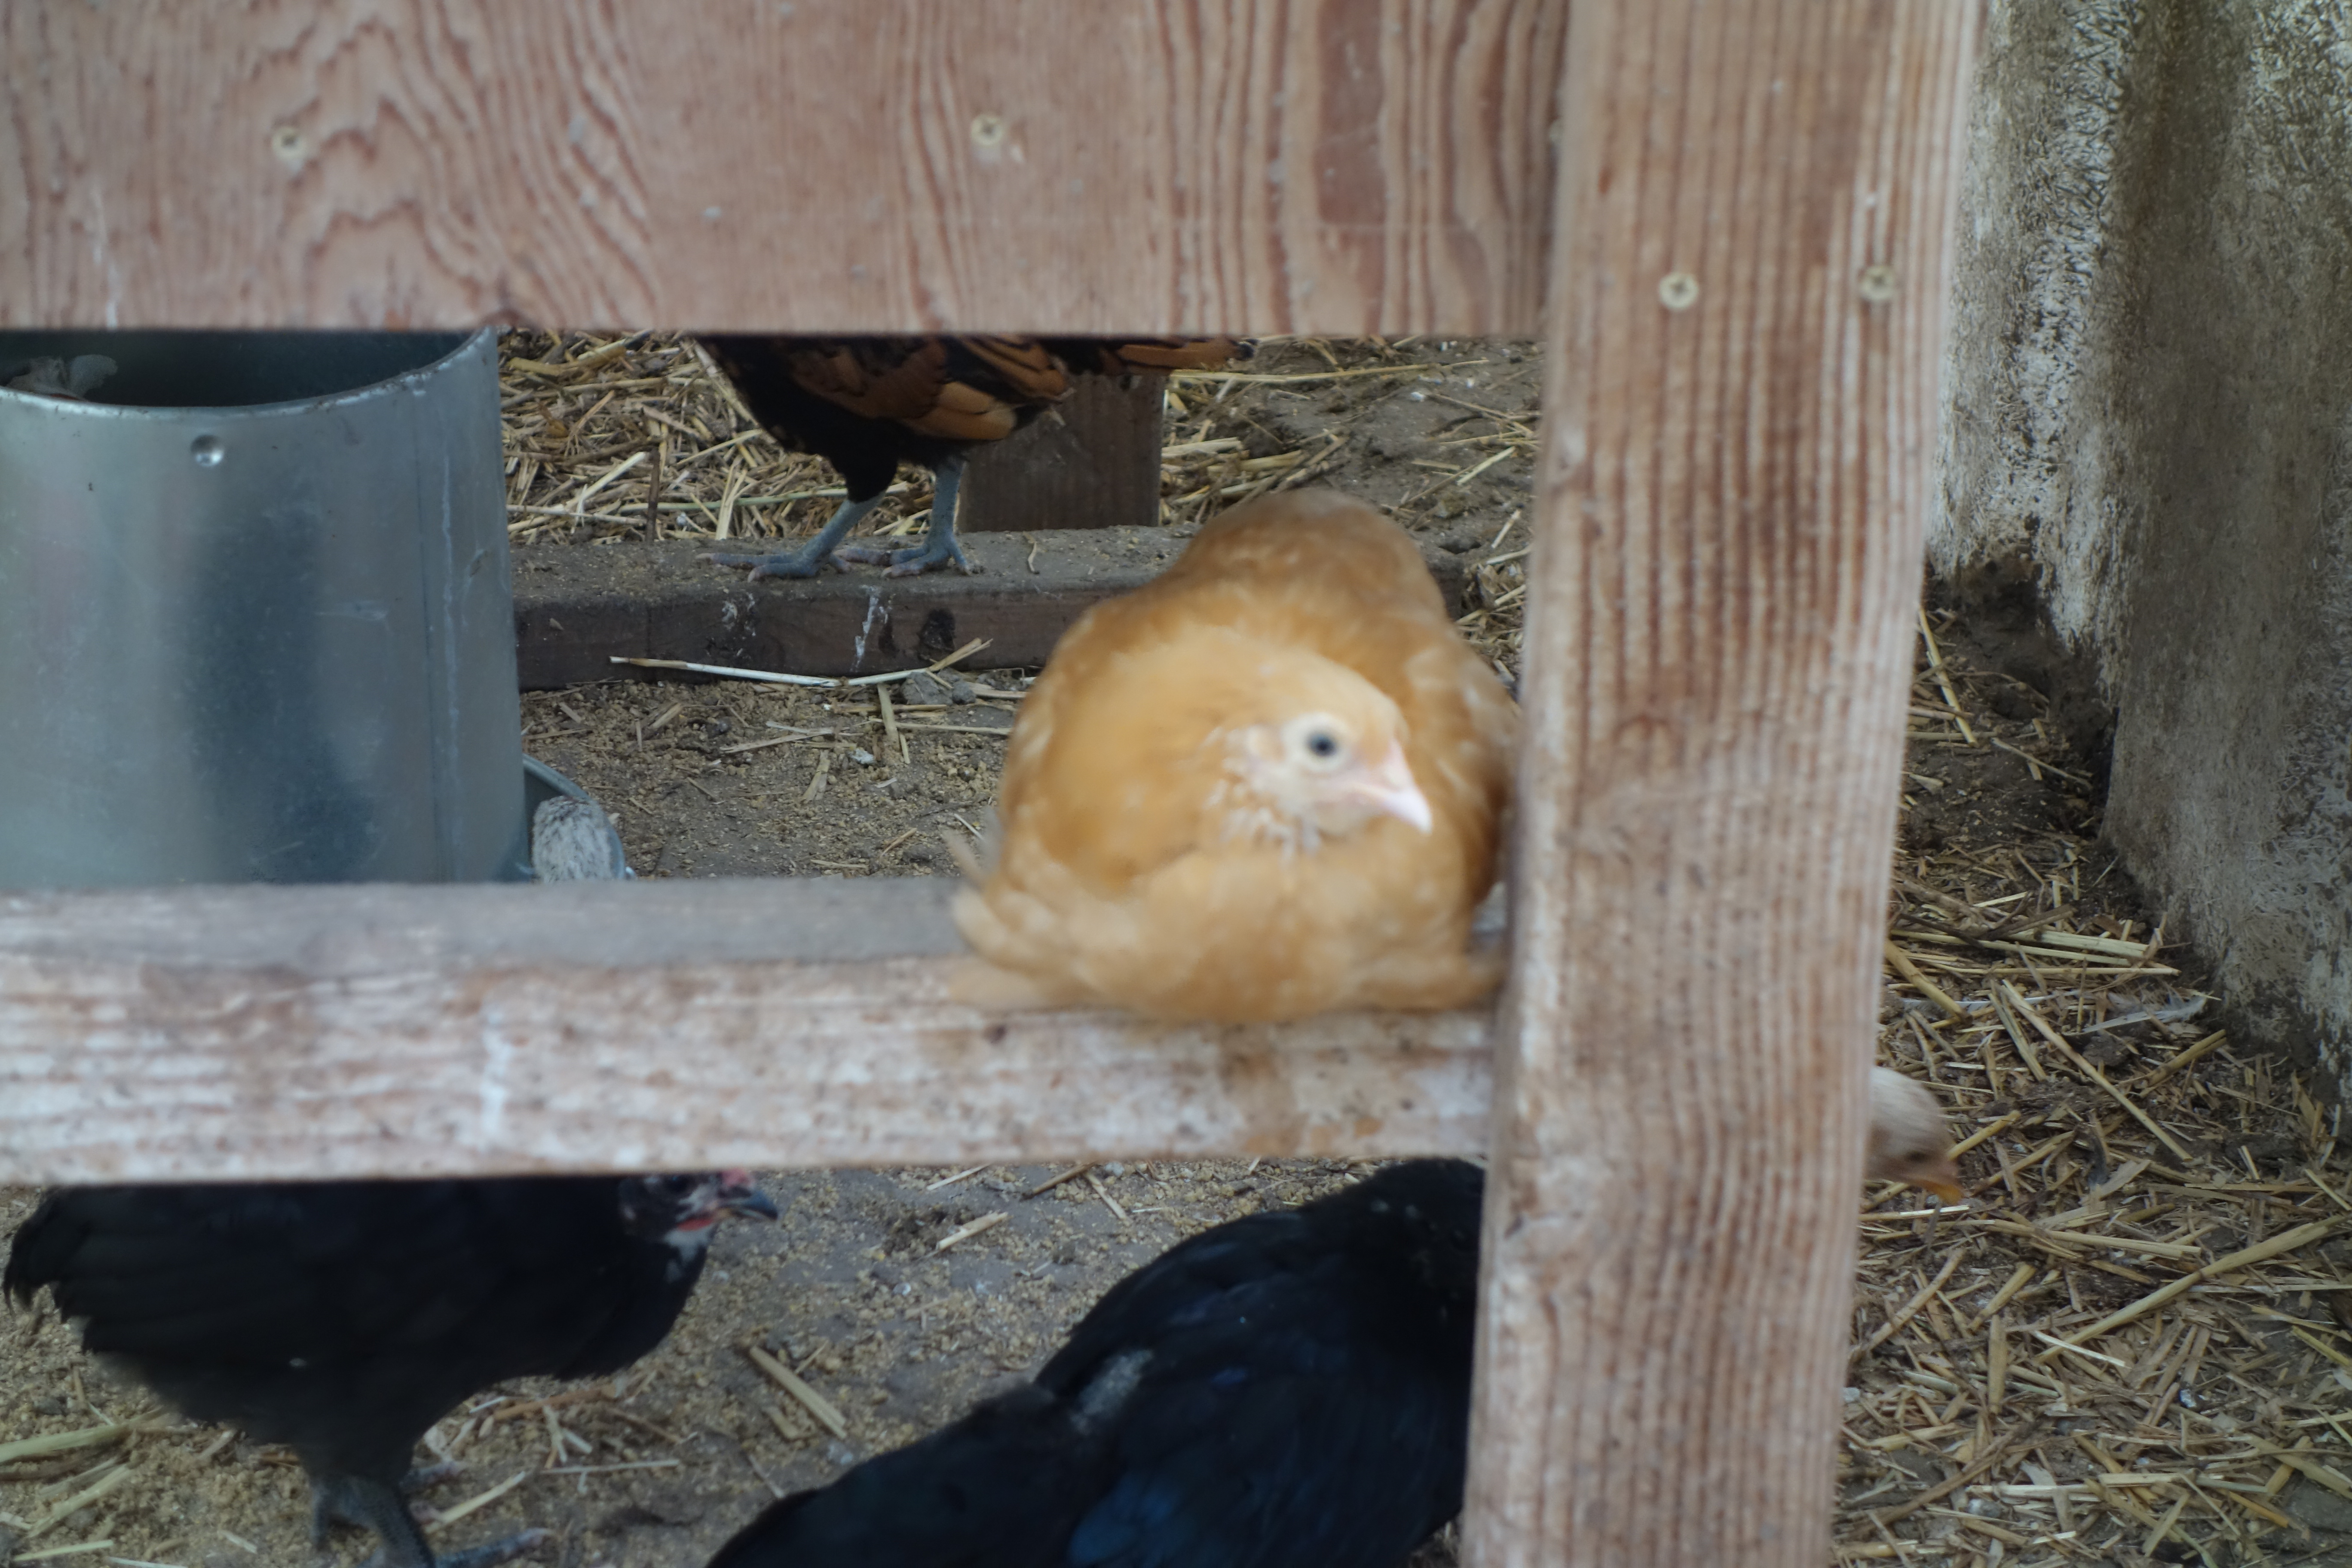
1935;0;2352;1082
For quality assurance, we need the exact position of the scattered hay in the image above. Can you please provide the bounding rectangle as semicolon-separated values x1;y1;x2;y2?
10;334;2338;1566
1843;609;2348;1565
496;331;1538;676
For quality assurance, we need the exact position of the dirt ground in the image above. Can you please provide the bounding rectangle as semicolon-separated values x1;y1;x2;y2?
3;335;2345;1568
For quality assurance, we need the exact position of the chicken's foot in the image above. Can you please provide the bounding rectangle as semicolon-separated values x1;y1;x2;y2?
704;494;879;580
309;1472;437;1567
833;454;978;576
316;1470;553;1568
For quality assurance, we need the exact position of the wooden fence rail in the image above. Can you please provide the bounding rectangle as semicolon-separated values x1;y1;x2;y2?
0;879;1490;1182
0;0;1568;335
1;3;1983;1565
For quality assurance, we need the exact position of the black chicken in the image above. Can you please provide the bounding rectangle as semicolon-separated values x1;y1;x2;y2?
698;335;1247;579
5;1171;777;1568
707;1158;1481;1568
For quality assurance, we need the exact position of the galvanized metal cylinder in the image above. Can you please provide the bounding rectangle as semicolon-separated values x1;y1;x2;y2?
0;330;524;888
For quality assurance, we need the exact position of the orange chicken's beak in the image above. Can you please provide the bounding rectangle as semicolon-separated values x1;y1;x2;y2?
1351;742;1433;833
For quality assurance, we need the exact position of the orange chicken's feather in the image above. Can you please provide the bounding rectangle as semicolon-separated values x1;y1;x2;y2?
954;490;1517;1022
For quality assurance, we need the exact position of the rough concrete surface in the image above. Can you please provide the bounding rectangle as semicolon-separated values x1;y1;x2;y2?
1934;0;2352;1087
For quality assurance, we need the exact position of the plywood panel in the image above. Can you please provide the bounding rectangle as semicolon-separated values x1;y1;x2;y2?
0;878;1491;1183
0;0;1566;334
1463;4;1980;1566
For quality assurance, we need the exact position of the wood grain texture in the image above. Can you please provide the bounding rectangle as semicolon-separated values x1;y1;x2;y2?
0;0;1566;334
1464;6;1978;1567
0;879;1490;1184
958;375;1162;533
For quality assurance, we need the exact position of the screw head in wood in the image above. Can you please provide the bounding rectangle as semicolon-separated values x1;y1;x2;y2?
1657;272;1700;311
1859;264;1900;304
971;113;1008;151
270;125;307;169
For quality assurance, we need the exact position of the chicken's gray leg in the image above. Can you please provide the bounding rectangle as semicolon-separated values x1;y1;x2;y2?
312;1471;549;1568
705;494;882;580
834;453;977;576
309;1473;436;1566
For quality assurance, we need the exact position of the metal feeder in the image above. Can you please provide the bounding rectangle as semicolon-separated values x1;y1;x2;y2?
0;330;530;887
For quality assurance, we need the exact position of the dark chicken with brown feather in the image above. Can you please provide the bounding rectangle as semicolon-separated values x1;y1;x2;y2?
6;1173;776;1568
699;335;1247;579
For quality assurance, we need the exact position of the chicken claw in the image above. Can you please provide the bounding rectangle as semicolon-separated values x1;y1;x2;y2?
704;545;845;580
694;340;1243;586
833;533;977;577
704;494;879;579
833;450;979;576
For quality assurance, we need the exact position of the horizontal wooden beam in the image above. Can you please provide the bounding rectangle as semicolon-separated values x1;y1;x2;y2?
0;0;1567;334
0;879;1490;1184
513;528;1477;686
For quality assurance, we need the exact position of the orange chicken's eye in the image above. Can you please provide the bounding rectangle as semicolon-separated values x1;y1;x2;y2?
1281;714;1356;772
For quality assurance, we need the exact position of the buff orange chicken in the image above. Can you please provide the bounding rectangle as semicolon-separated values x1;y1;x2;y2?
952;490;1516;1022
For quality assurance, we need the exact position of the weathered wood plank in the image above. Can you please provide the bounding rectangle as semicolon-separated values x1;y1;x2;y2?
0;0;1567;334
958;375;1164;533
511;527;1478;686
1464;5;1978;1568
0;879;1490;1184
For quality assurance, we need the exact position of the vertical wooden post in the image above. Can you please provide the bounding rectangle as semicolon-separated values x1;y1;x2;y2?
1467;6;1978;1565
